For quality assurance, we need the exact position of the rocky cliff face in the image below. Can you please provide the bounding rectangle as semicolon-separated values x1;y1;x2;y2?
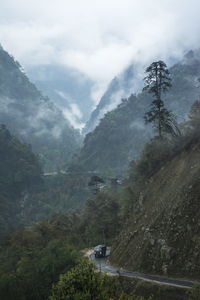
110;139;200;280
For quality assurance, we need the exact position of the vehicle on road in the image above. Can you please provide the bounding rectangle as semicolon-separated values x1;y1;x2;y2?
94;245;107;258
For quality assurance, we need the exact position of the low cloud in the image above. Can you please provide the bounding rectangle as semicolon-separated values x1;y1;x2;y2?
1;0;200;103
55;90;84;129
0;95;68;139
62;102;85;130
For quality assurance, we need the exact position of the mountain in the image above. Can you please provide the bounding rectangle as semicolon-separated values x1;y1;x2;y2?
0;45;81;171
84;50;200;135
84;64;143;134
76;50;200;175
27;64;95;129
110;135;200;280
74;94;152;176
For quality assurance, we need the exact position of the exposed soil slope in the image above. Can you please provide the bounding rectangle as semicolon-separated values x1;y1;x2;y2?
110;140;200;280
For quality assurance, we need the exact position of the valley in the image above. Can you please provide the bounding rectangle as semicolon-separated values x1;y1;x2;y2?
0;43;200;300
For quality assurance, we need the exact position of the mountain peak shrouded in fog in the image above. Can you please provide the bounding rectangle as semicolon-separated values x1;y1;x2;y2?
84;48;200;134
2;0;200;109
181;48;200;66
84;63;144;133
0;45;81;171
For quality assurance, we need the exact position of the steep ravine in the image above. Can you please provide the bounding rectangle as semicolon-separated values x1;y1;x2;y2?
110;140;200;280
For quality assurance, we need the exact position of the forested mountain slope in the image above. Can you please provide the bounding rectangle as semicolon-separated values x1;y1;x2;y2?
85;50;200;135
0;125;42;239
110;136;200;280
0;45;81;171
84;64;139;134
0;125;90;240
75;94;152;175
76;50;200;175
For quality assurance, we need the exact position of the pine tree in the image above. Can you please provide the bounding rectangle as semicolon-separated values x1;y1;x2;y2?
143;60;180;138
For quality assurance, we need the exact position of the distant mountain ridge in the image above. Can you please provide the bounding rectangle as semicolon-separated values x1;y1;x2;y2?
0;45;81;171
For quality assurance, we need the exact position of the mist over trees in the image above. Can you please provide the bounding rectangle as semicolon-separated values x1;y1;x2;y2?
0;46;81;171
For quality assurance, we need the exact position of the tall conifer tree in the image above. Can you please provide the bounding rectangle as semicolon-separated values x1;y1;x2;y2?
143;60;180;137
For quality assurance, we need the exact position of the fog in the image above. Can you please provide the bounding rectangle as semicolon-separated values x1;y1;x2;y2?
1;0;200;103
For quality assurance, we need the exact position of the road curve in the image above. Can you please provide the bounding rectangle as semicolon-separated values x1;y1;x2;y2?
87;249;199;289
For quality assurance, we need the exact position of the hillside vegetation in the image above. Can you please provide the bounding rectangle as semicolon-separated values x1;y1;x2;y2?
0;126;90;239
76;95;151;175
0;125;42;238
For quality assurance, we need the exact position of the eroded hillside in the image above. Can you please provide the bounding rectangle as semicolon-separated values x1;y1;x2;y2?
110;138;200;280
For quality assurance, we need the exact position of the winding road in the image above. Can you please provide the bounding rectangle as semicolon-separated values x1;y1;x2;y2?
87;249;199;289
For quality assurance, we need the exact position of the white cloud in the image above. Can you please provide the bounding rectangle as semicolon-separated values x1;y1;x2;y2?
1;0;200;102
55;90;84;129
63;107;85;130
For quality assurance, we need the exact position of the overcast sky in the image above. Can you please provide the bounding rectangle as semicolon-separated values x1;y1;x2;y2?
1;0;200;101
